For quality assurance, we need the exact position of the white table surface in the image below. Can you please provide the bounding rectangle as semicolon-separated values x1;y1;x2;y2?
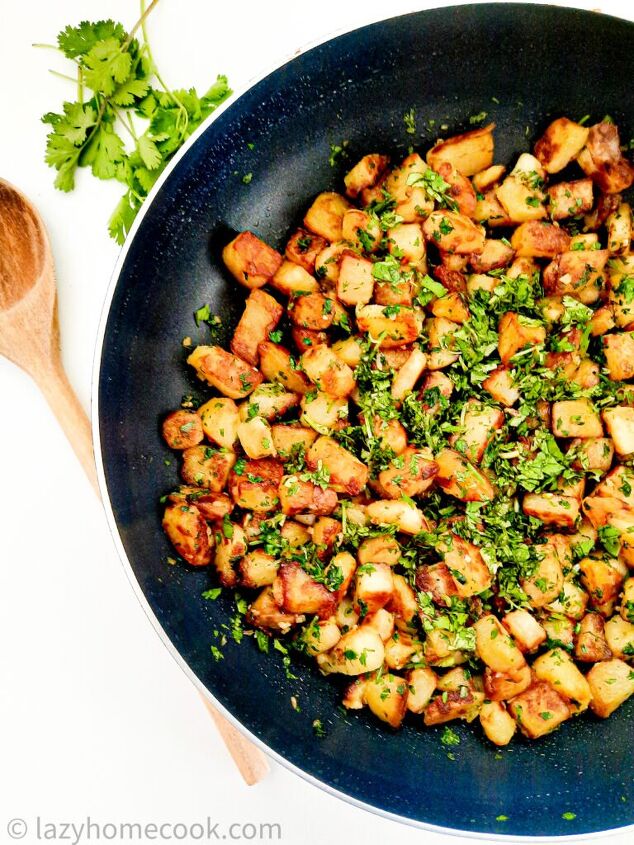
1;1;632;842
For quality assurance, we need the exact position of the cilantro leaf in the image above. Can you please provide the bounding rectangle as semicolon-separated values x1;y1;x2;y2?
57;19;126;59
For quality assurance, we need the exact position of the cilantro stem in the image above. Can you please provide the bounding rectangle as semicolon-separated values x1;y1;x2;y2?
48;69;78;84
77;67;84;104
125;0;162;49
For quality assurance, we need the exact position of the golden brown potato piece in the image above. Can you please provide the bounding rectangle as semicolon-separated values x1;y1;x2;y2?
358;535;401;568
383;153;434;222
170;488;233;523
423;688;484;726
437;533;492;598
198;398;240;450
575;612;612;662
422;211;485;254
474;615;527;675
603;333;634;382
303;618;342;656
587;658;634;717
212;522;247;587
534;117;589;173
354;562;395;615
602;407;634;457
378;447;438;499
483;664;532;701
522;493;580;529
278;475;338;516
502;610;546;654
521;536;567;608
273;561;336;619
388;222;426;268
482;365;519;407
318;626;385;675
246;586;301;633
427;123;495;177
270;260;320;295
510;221;570;258
285;228;328;273
337;253;375;306
258;341;313;394
543;249;608;302
434;448;495;501
162;502;212;567
579;556;626;617
228;457;283;512
577;122;634;194
270;423;317;460
230;289;283;366
406;667;437;713
606;202;632;255
479;701;517;746
307;436;368;495
548;178;594;220
415;562;460;606
472;163;506;192
469;239;514;273
304;192;352;241
187;345;263;399
341;210;381;252
449;399;504;463
508;681;570;738
473;189;513;227
435;160;477;216
222;231;283;289
162;410;204;450
300;345;355;397
288;292;336;331
356;304;423;348
552;399;603;439
181;445;235;492
498;312;545;364
344;154;390;198
532;648;592;713
569;438;614;474
363;672;409;728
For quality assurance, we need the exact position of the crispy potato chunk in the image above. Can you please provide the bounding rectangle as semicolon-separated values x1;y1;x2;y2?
498;312;545;363
285;228;328;273
602;407;634;456
231;289;283;366
579;556;626;617
272;561;336;619
437;533;492;598
606;202;632;255
388;222;426;267
469;238;514;273
383;153;434;222
239;549;279;589
181;445;235;492
543;249;608;303
577;122;634;194
510;221;570;258
474;189;512;227
521;536;566;608
508;681;570;738
552;399;603;438
587;658;634;717
406;667;437;713
388;574;418;628
436;161;477;216
289;292;336;331
228;457;283;512
187;346;263;399
449;399;504;464
575;612;612;662
170;488;233;522
258;341;312;394
301;345;355;397
604;614;634;659
416;562;460;606
427;123;495;177
495;154;547;223
434;448;495;502
472;163;506;192
240;384;299;423
425;315;460;369
337;253;375;306
317;627;385;675
569;437;614;473
502;610;546;653
307;436;368;495
341;210;381;252
522;493;579;529
356;304;423;348
548;178;594;220
480;701;516;746
378;447;438;499
300;391;348;434
246;586;301;633
603;333;634;382
303;618;342;656
483;664;532;701
354;562;394;614
422;210;485;254
162;502;212;567
391;348;427;402
304;192;352;241
358;535;401;568
482;365;519;407
532;648;592;713
278;475;338;517
366;499;427;535
423;688;484;726
198;398;240;450
474;615;527;675
162;410;204;450
344;154;390;198
222;231;283;289
534;117;589;173
270;423;317;460
270;260;319;295
212;522;246;587
237;417;276;459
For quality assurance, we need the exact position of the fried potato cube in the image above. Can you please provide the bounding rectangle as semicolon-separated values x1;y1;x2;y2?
435;160;477;216
239;384;299;423
278;475;337;517
543;249;608;302
363;672;409;728
575;612;612;662
212;522;246;587
479;701;516;746
416;562;460;606
314;241;347;287
621;577;634;623
173;489;232;522
590;304;616;337
270;260;320;295
425;315;461;369
406;667;437;714
474;189;512;227
365;499;426;535
604;614;634;659
303;191;352;241
325;551;356;600
522;493;579;529
434;448;495;502
587;658;634;717
246;586;301;633
273;561;336;619
162;410;204;450
197;398;240;450
237;416;276;459
424;629;468;668
547;578;589;620
542;616;575;648
258;341;312;394
521;536;566;608
162;502;212;567
428;291;469;325
317;627;385;675
356;537;401;570
307;436;368;495
354;562;395;615
222;231;283;289
239;549;279;588
510;221;570;258
356;304;423;348
469;238;514;273
228;457;283;512
449;399;504;464
387;574;419;628
422;210;486;254
341;210;381;252
344;154;390;198
300;391;348;434
288;292;336;331
534;117;589;173
552;399;603;438
302;618;342;656
502;609;546;653
497;312;545;364
472;163;506;192
285;228;328;273
482;365;519;407
474;615;527;675
427;123;495;176
437;533;492;598
361;607;394;641
334;252;374;306
187;345;263;399
388;222;426;267
579;556;626;617
378;446;438;499
230;289;283;366
280;519;311;549
483;664;532;701
270;423;317;460
569;437;614;474
423;688;484;726
495;155;547;223
508;681;570;738
300;345;355;397
390;348;427;402
602;407;634;456
548;178;594;220
577;122;634;194
532;648;592;713
603;333;634;382
384;153;434;222
181;445;235;492
593;465;634;506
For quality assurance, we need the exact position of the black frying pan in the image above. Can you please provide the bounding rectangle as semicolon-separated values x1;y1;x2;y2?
95;4;634;838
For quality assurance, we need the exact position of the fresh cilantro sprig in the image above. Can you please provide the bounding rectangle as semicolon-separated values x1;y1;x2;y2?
40;0;231;243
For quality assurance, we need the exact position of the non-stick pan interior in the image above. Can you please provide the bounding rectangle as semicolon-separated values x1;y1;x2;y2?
97;4;634;837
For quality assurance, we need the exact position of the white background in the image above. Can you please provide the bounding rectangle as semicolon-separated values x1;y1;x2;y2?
1;1;632;843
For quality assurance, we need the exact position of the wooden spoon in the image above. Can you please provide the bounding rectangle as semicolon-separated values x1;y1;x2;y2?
0;178;269;785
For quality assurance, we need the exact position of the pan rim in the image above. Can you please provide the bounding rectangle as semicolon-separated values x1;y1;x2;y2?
91;3;634;840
